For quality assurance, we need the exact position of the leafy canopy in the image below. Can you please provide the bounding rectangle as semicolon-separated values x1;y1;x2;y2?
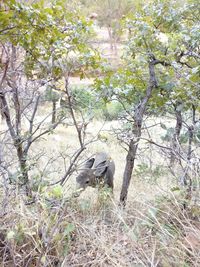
0;0;100;79
95;0;200;113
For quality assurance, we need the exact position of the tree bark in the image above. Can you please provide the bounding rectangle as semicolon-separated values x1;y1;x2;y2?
16;141;31;195
120;60;158;205
0;54;32;195
120;133;140;204
185;125;194;188
170;104;182;165
51;100;56;124
0;99;5;121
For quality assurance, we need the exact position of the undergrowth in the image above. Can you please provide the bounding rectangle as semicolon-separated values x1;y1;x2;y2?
0;189;200;266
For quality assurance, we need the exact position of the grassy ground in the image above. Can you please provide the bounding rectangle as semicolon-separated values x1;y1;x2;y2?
29;104;175;205
1;104;200;266
1;21;199;266
1;184;200;266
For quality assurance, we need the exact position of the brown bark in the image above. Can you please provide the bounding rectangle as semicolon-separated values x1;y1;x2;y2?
120;139;138;204
120;60;159;205
0;49;32;195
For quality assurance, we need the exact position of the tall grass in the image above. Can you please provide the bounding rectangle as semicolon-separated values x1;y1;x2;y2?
1;189;200;266
1;113;200;266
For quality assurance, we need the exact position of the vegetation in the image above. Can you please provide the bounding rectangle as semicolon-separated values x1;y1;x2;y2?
0;0;200;266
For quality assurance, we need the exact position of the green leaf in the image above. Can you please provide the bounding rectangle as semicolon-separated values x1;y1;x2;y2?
171;186;180;192
51;185;63;198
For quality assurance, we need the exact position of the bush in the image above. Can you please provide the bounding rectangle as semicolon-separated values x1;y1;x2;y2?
71;86;124;121
102;101;124;121
72;85;95;110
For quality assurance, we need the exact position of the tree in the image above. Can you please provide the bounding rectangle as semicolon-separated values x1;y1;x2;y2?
95;0;200;205
80;0;136;52
0;0;100;196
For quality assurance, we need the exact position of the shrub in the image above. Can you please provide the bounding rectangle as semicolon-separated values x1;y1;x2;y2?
70;86;124;120
102;101;124;121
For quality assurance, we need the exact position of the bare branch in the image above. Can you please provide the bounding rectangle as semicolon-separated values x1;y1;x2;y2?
0;61;16;141
64;76;84;148
23;95;40;154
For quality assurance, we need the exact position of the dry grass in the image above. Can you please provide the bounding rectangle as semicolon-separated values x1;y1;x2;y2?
1;190;200;266
1;21;200;266
23;105;175;204
1;103;200;266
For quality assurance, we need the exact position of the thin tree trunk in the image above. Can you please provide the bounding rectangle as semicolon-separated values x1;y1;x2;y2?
0;56;31;195
186;125;194;188
181;124;194;207
0;99;5;121
120;130;140;204
16;139;26;182
120;60;158;205
170;105;182;166
52;100;56;124
0;91;31;195
60;76;86;186
180;105;196;189
15;137;30;194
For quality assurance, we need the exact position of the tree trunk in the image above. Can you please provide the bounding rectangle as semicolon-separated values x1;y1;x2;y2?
19;158;31;196
185;125;194;188
0;99;5;121
120;60;158;205
0;92;31;195
170;105;182;165
120;128;141;204
15;138;30;194
0;63;31;196
52;100;56;124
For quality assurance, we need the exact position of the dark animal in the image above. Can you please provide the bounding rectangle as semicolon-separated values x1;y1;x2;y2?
76;152;115;194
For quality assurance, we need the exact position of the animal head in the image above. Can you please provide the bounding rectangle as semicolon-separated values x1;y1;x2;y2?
75;157;108;194
76;169;96;190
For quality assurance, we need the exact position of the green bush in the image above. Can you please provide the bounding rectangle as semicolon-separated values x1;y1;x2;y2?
44;87;60;102
102;101;124;121
71;86;124;120
72;85;95;110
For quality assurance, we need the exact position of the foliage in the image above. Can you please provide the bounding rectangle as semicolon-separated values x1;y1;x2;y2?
71;85;96;110
95;0;200;114
61;85;124;120
79;0;137;42
103;101;124;120
135;163;166;184
0;0;100;78
1;0;200;265
0;0;102;191
44;86;60;102
94;0;200;205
